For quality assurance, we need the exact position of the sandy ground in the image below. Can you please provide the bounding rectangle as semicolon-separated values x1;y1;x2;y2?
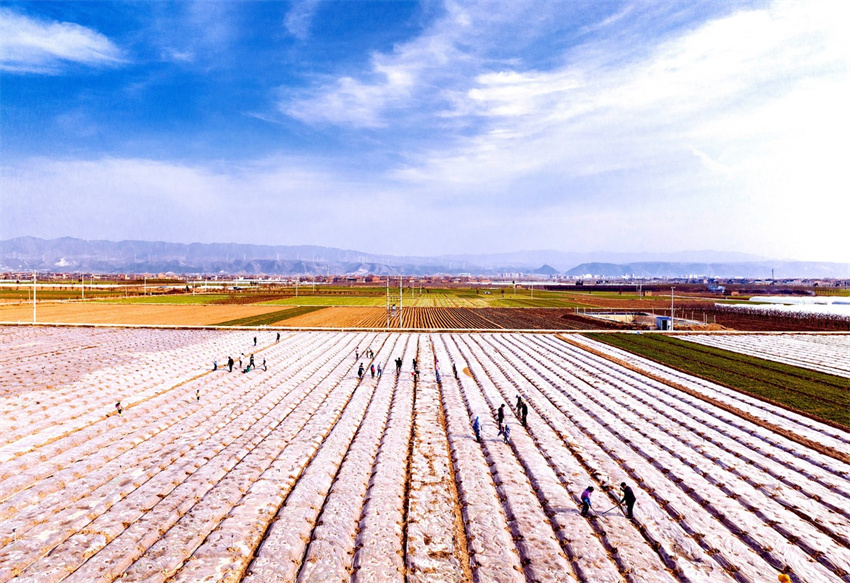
0;302;284;327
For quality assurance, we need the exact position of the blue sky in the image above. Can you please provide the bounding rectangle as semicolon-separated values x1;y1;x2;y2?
1;0;848;262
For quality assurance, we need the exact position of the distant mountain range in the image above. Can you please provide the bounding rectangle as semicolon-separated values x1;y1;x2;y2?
1;237;847;279
564;262;850;279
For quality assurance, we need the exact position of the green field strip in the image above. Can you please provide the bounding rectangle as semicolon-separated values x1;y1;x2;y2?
213;306;326;326
258;296;386;306
585;333;850;428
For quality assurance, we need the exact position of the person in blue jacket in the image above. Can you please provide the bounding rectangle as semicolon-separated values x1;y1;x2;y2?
581;486;594;516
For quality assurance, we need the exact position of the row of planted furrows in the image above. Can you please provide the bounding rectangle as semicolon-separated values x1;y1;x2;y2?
276;306;605;330
0;326;235;398
0;328;848;582
679;333;850;378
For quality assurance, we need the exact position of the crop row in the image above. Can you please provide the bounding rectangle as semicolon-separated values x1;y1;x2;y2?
1;327;847;582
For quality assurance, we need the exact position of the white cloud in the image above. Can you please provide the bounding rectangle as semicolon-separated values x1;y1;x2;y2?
0;157;394;248
281;0;492;127
285;0;322;41
382;1;848;261
0;8;124;73
282;31;457;128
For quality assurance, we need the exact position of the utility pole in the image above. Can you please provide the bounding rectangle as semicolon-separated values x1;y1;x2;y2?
386;276;390;328
33;271;36;324
399;276;403;328
144;276;147;296
670;286;675;331
81;274;85;300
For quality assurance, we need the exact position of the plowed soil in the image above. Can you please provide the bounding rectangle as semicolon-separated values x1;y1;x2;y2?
0;302;283;327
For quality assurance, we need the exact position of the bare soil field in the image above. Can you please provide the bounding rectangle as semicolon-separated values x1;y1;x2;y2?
0;302;284;327
1;326;848;582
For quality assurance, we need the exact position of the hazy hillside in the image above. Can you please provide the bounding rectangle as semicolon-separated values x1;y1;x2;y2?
1;237;847;278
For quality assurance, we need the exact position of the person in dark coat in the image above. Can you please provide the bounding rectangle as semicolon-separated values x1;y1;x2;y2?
370;364;375;378
619;482;636;519
395;357;402;373
521;402;528;427
497;404;505;430
358;363;364;379
472;416;481;442
581;486;594;516
452;363;458;379
249;354;255;369
253;336;257;347
515;395;522;415
276;332;280;343
228;356;234;372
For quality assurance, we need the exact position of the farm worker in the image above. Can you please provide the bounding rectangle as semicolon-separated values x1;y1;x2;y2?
195;389;200;401
355;349;359;360
395;357;402;373
358;363;364;379
412;358;418;371
497;404;505;430
228;356;234;372
515;395;522;415
580;486;594;516
498;422;510;443
370;364;376;378
376;363;382;377
249;354;255;368
253;336;257;347
521;402;528;427
115;401;123;416
452;363;458;379
276;332;280;343
262;358;267;371
213;359;217;371
619;483;636;519
472;416;481;442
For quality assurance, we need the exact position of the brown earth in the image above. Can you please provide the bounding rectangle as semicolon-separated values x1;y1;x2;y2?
0;302;284;327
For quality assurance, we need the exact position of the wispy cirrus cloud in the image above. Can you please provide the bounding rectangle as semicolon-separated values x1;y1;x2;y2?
280;0;524;128
0;8;124;73
393;1;849;191
285;0;322;41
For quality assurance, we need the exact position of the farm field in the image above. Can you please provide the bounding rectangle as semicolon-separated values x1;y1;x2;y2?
584;333;850;428
0;302;283;327
680;333;850;378
1;326;848;582
276;306;628;330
